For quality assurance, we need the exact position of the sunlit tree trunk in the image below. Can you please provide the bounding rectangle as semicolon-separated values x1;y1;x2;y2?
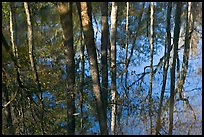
148;2;154;135
9;2;18;64
57;2;75;135
101;2;109;122
125;2;129;88
80;2;108;135
155;2;172;135
169;2;182;135
9;2;23;88
24;2;45;135
110;2;118;135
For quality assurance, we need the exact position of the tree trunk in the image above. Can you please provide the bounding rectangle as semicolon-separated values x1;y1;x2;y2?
110;2;118;135
116;2;145;78
168;2;182;135
57;2;75;135
101;2;109;123
24;2;45;135
79;27;85;135
76;2;85;134
9;2;23;88
177;2;193;99
124;2;129;88
148;2;154;135
155;2;172;135
80;2;108;135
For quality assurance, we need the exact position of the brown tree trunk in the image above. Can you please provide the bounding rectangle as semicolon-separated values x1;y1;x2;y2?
169;2;182;135
101;2;109;123
80;2;108;135
57;2;75;135
155;2;172;135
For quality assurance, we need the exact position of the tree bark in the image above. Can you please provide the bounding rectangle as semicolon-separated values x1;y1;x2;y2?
148;2;154;135
24;2;45;135
9;2;23;88
57;2;75;135
76;2;85;134
155;2;172;135
110;2;118;135
80;2;108;135
168;2;182;135
101;2;109;123
177;2;193;99
124;2;129;88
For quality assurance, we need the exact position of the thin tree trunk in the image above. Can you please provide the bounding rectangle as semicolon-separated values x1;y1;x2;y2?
169;2;182;135
101;2;109;123
110;2;118;135
116;2;145;78
24;2;45;135
79;28;84;135
76;2;85;134
57;2;75;135
155;2;172;135
177;2;193;99
9;2;23;88
124;3;130;129
124;2;129;88
148;2;154;135
80;2;108;135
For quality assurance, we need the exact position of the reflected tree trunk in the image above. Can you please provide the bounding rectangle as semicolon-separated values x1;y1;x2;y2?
110;2;118;135
169;2;182;135
155;2;172;135
80;2;108;135
101;2;109;122
76;2;85;134
148;2;154;135
24;2;45;135
125;2;129;88
57;2;76;135
177;2;193;99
